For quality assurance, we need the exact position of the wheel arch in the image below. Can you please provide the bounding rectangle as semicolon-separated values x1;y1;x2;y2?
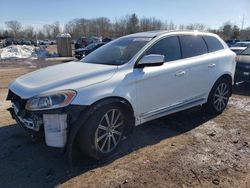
88;96;135;123
216;73;233;96
67;96;135;165
204;73;233;115
88;96;135;139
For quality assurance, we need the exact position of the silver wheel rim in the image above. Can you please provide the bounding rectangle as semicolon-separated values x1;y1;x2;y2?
214;83;229;111
95;109;124;154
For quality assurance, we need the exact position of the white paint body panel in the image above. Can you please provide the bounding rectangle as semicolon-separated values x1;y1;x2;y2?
9;31;236;126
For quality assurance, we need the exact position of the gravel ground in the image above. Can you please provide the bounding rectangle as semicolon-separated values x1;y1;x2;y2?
0;59;249;188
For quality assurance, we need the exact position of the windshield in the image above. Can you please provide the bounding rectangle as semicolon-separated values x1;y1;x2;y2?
81;37;151;65
233;43;250;47
240;47;250;55
85;43;97;50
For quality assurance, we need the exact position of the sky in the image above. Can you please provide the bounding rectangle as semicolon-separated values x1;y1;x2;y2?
0;0;249;30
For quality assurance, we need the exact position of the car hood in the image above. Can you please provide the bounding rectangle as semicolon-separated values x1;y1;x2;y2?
9;61;117;99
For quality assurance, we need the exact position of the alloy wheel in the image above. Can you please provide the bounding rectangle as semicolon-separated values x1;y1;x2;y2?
95;109;124;153
213;83;229;111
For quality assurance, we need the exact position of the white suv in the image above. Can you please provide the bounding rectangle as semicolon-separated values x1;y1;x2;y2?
7;30;236;160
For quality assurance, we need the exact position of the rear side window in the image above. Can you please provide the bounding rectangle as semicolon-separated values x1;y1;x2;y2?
203;36;224;52
146;36;181;62
179;35;208;58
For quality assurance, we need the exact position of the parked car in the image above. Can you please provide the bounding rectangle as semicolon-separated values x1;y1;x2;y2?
74;42;106;59
89;36;102;43
30;40;39;46
75;37;88;49
39;39;56;45
225;39;241;47
75;36;103;49
19;39;32;45
235;47;250;83
102;37;112;43
7;30;236;161
230;41;250;54
5;38;14;46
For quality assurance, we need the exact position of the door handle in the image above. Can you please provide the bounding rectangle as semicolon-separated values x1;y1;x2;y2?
208;63;216;68
175;71;186;77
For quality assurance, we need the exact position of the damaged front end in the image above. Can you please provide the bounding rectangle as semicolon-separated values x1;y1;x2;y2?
7;89;86;149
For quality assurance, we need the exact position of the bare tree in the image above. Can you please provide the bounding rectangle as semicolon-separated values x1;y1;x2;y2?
64;18;88;38
178;24;185;30
185;23;207;31
162;21;176;30
221;22;233;40
95;17;112;37
239;27;250;39
5;20;22;38
3;17;249;41
22;25;34;39
37;30;45;40
112;17;128;37
232;25;240;39
126;14;140;34
140;17;162;31
51;21;61;38
43;24;53;39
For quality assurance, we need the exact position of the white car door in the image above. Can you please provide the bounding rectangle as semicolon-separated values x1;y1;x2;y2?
135;36;190;123
178;35;211;101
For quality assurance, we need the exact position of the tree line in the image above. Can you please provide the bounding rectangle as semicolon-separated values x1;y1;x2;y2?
0;13;249;41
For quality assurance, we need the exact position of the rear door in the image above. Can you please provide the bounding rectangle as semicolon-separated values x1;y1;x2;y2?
202;35;227;87
178;35;210;101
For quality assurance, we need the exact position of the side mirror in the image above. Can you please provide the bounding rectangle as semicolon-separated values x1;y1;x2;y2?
137;54;164;68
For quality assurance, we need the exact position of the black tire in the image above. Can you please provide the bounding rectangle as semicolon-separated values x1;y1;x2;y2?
77;103;127;160
204;78;231;115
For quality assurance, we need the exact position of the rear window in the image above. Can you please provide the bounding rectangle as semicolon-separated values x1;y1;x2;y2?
179;35;208;58
233;42;250;47
203;36;224;52
240;47;250;55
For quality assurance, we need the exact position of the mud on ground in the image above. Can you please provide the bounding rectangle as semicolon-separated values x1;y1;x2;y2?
0;60;249;188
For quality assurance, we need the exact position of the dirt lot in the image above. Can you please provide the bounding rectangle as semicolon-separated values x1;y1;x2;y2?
0;59;249;188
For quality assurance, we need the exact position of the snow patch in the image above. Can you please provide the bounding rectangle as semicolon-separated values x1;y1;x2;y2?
228;97;250;112
57;33;71;38
0;45;57;60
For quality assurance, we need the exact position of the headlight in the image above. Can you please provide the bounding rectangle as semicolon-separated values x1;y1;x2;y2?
25;90;76;111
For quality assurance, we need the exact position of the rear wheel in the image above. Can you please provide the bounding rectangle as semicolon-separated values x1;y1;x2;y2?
77;104;127;159
205;79;231;114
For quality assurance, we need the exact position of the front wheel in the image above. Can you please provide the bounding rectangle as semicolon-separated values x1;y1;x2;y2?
204;79;231;115
77;104;127;160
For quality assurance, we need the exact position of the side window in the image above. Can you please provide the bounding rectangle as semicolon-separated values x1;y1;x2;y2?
179;35;208;58
203;36;224;52
146;36;181;62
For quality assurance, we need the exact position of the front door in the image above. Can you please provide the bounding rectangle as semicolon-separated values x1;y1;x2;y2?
135;36;189;123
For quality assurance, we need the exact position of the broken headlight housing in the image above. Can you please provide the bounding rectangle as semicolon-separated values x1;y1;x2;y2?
25;90;76;111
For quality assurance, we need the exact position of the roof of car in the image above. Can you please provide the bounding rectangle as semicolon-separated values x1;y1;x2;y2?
236;41;250;44
124;30;213;38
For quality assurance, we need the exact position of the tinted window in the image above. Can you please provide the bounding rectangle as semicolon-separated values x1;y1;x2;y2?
179;35;208;58
146;36;181;62
203;36;224;52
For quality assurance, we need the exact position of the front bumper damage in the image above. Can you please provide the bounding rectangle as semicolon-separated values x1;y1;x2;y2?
7;89;87;149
